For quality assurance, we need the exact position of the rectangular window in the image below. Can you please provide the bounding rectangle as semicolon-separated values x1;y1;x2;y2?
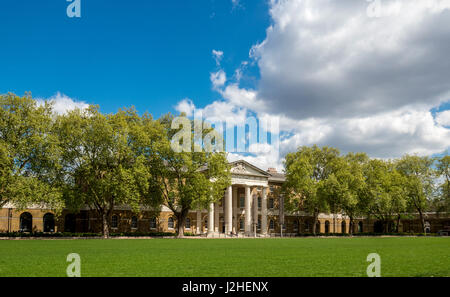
185;218;191;229
131;216;138;229
239;219;244;231
269;198;274;209
239;196;245;208
150;217;157;229
111;216;118;229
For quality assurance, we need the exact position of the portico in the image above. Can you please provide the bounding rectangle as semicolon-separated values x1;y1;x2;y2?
207;160;271;237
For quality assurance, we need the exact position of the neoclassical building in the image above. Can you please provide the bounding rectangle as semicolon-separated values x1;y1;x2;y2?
1;160;449;235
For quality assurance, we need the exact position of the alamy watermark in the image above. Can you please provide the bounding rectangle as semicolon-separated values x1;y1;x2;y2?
366;253;381;277
66;253;81;277
170;110;280;156
67;0;81;18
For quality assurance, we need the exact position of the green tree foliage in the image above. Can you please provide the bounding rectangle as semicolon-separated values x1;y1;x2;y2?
435;155;450;213
149;114;231;238
283;145;340;234
56;106;154;238
361;159;407;232
396;155;435;233
0;93;63;211
326;153;368;234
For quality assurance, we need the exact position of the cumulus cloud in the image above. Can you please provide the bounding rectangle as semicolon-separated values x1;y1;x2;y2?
281;107;450;158
175;98;196;117
176;0;450;168
436;110;450;126
210;70;227;89
252;0;450;119
36;92;89;115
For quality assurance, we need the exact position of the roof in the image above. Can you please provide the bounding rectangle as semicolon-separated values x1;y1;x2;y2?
229;160;271;177
230;160;286;182
268;172;286;183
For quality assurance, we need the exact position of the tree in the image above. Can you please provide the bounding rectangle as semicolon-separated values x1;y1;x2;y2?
361;159;407;233
0;93;63;211
56;106;153;238
396;155;434;233
435;155;450;213
148;114;231;238
283;145;341;235
327;153;367;234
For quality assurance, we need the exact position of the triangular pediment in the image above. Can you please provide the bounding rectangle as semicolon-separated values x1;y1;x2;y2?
229;160;270;177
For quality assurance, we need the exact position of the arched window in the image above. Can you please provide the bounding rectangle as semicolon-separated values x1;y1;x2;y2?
111;215;119;229
64;214;76;233
43;213;55;233
20;212;32;232
358;221;363;233
168;217;174;229
149;217;157;229
239;218;244;231
325;221;330;233
131;216;138;229
185;218;191;229
269;219;275;230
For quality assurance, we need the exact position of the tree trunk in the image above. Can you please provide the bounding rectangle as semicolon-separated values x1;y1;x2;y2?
418;209;425;233
312;212;319;235
176;210;188;239
102;212;110;239
349;216;354;235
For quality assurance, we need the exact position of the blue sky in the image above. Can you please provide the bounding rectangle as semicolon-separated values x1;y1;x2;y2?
0;0;269;116
1;0;449;169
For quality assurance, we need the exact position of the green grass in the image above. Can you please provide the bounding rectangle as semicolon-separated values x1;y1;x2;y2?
0;237;449;277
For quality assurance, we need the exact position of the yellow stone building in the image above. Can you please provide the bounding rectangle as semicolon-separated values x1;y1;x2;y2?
1;160;449;235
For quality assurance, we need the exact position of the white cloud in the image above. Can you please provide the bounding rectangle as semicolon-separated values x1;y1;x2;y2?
210;70;227;89
436;110;450;126
280;107;450;158
36;92;89;115
176;0;450;169
212;50;224;66
252;0;450;119
175;98;196;117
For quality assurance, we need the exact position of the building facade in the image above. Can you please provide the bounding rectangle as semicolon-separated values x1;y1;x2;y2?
1;160;449;235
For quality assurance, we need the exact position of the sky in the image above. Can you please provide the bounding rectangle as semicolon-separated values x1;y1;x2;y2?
1;0;449;170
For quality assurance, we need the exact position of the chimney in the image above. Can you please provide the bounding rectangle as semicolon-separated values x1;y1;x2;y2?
267;168;277;174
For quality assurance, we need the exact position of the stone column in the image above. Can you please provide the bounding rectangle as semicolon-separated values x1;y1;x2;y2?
196;210;202;235
232;186;238;234
207;202;214;237
245;185;252;235
214;202;219;233
261;187;268;236
225;186;233;235
253;194;258;236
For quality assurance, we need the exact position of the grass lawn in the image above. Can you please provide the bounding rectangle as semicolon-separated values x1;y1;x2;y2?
0;237;449;277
